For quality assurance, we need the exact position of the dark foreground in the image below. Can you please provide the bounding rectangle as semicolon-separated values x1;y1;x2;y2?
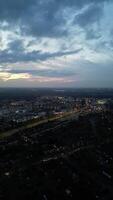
0;111;113;200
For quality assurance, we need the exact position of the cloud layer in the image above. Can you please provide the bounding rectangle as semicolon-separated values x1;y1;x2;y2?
0;0;113;87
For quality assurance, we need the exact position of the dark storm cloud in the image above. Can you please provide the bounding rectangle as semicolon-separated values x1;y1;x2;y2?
73;3;103;40
0;0;36;20
74;4;102;27
0;39;82;63
0;0;111;38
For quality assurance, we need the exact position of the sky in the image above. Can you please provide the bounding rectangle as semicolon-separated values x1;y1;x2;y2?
0;0;113;88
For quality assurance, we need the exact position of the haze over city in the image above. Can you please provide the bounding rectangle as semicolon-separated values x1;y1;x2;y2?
0;0;113;88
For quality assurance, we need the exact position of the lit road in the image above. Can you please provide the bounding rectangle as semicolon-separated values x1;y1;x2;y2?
0;110;80;139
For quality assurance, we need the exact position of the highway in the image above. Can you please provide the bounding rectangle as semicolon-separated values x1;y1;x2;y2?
0;109;101;139
0;110;80;139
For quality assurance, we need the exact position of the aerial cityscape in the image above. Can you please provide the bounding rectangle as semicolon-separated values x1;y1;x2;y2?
0;0;113;199
0;88;113;199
